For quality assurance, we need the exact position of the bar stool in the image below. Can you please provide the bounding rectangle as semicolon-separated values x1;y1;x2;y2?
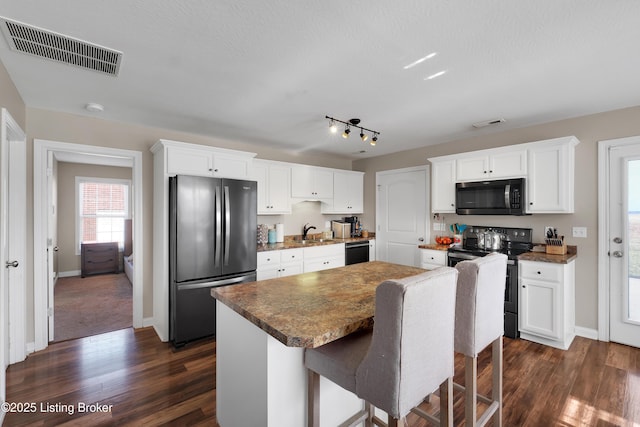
453;253;508;427
304;267;459;427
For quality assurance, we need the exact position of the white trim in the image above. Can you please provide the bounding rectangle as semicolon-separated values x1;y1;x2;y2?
143;317;155;328
58;270;82;278
597;135;640;343
26;342;35;354
575;326;599;341
34;139;144;352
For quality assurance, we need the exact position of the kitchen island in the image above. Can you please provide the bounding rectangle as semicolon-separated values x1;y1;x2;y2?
211;261;428;427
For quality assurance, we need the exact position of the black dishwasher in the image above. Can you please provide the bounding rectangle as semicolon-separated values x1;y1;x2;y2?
345;241;370;265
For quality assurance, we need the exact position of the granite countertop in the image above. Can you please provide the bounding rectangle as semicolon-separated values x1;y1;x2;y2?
418;244;451;251
211;261;426;348
518;245;578;264
257;236;372;252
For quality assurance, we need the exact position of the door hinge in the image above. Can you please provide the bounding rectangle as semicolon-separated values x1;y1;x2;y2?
48;307;53;317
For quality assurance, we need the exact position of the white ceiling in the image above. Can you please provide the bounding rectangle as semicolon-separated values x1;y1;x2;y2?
1;1;640;159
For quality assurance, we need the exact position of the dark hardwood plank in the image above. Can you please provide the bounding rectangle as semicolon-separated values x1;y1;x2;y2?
5;329;640;426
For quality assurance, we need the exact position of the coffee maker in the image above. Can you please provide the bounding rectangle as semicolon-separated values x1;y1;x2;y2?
343;216;359;237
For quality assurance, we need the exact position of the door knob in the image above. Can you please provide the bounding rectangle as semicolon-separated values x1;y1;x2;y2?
612;251;623;258
5;260;19;268
54;246;59;252
613;237;623;244
418;237;425;242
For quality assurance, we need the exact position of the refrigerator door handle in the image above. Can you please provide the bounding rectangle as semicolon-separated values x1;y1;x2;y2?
177;274;252;291
224;185;231;266
215;185;222;268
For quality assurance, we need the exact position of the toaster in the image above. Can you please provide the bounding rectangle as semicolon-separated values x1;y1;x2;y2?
331;221;351;239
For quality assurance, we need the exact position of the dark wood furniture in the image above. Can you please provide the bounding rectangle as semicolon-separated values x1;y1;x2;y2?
81;242;119;277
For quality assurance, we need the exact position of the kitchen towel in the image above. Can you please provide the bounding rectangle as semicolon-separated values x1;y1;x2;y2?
275;223;284;243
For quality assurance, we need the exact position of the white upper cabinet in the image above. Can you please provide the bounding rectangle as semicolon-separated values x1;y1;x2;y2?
429;136;579;214
429;158;456;213
252;160;291;214
456;149;527;182
161;139;255;179
291;166;334;200
322;171;364;214
526;136;579;213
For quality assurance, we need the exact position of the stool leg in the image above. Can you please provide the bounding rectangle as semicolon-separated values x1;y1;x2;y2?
465;355;478;427
492;337;503;427
439;376;453;427
308;369;320;427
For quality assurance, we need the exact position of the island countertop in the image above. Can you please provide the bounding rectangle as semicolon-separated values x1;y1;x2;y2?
211;261;427;349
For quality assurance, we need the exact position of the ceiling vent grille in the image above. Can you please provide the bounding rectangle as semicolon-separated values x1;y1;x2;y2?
0;17;122;76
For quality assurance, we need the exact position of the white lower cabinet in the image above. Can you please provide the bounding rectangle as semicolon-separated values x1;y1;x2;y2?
257;248;303;280
303;243;345;273
420;248;447;270
369;239;376;261
519;260;575;350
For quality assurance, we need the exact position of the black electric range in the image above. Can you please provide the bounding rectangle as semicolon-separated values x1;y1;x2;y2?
447;226;532;339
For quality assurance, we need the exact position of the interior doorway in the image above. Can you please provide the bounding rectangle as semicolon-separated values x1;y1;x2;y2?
599;135;640;348
33;139;143;352
375;166;429;267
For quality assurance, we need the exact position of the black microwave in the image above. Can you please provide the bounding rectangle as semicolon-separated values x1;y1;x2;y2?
455;178;528;215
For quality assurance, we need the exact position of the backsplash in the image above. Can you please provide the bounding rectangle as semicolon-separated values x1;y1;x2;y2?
257;201;365;236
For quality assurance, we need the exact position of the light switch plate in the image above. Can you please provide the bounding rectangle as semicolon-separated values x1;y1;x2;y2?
572;227;587;238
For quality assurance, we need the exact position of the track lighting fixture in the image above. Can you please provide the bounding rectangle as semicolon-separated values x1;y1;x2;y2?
325;115;380;146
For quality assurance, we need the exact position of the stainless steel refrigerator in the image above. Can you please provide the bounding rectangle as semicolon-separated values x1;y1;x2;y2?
169;175;257;346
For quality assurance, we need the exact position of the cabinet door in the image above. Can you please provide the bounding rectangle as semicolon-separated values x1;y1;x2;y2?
526;144;570;213
268;164;291;213
489;150;527;179
212;153;251;179
327;172;363;213
369;240;376;261
456;155;489;182
313;169;334;199
252;162;270;214
166;146;213;176
291;166;313;198
520;279;560;339
431;160;456;213
420;249;447;266
279;262;303;277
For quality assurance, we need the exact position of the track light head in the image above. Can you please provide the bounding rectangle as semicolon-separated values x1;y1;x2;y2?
371;133;378;146
360;129;368;142
329;119;338;133
342;125;351;139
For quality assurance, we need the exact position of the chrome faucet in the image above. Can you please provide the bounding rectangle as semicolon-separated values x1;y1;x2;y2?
302;223;316;240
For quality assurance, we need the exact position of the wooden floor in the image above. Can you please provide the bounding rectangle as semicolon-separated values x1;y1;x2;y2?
4;329;640;426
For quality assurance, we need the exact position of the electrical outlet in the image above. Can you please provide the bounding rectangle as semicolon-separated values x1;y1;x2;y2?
572;227;587;238
433;222;441;231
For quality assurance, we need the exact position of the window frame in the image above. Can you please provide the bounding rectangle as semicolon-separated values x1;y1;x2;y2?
75;176;132;255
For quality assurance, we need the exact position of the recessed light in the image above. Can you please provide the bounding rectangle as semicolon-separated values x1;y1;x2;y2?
425;70;447;80
403;52;437;70
85;102;104;113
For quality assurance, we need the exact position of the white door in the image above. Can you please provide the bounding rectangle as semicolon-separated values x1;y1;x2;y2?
376;167;428;267
1;108;27;420
608;142;640;347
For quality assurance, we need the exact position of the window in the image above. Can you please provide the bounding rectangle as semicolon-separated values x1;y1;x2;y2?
76;177;131;254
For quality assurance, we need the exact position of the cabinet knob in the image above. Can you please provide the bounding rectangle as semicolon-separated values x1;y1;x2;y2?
209;168;213;171
214;168;219;172
529;202;533;205
522;285;526;288
451;203;454;207
489;170;493;173
483;171;487;174
537;271;541;274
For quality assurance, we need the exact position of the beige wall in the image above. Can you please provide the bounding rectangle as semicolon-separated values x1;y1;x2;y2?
0;60;25;129
57;162;133;272
354;105;640;331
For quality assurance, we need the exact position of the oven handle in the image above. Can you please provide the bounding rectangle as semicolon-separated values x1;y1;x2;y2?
346;241;370;249
449;252;515;265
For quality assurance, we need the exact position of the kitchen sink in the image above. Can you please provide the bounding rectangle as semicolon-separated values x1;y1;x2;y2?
296;239;334;244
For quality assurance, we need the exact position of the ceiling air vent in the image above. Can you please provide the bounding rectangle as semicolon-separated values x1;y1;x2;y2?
472;118;506;129
0;16;122;76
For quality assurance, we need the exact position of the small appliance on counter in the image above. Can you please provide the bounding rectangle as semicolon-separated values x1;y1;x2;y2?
332;220;351;239
342;216;360;237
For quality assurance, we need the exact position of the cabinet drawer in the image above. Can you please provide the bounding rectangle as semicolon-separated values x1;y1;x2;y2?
520;261;563;282
420;249;447;266
280;248;303;263
303;243;345;260
257;251;281;267
81;242;119;277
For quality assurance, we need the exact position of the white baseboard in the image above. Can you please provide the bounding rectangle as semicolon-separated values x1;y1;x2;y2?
575;326;599;341
142;317;154;328
58;270;81;278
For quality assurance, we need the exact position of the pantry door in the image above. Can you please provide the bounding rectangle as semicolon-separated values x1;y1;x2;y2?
376;166;429;267
602;136;640;347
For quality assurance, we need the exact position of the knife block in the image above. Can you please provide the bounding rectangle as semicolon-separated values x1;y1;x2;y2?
545;242;567;255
